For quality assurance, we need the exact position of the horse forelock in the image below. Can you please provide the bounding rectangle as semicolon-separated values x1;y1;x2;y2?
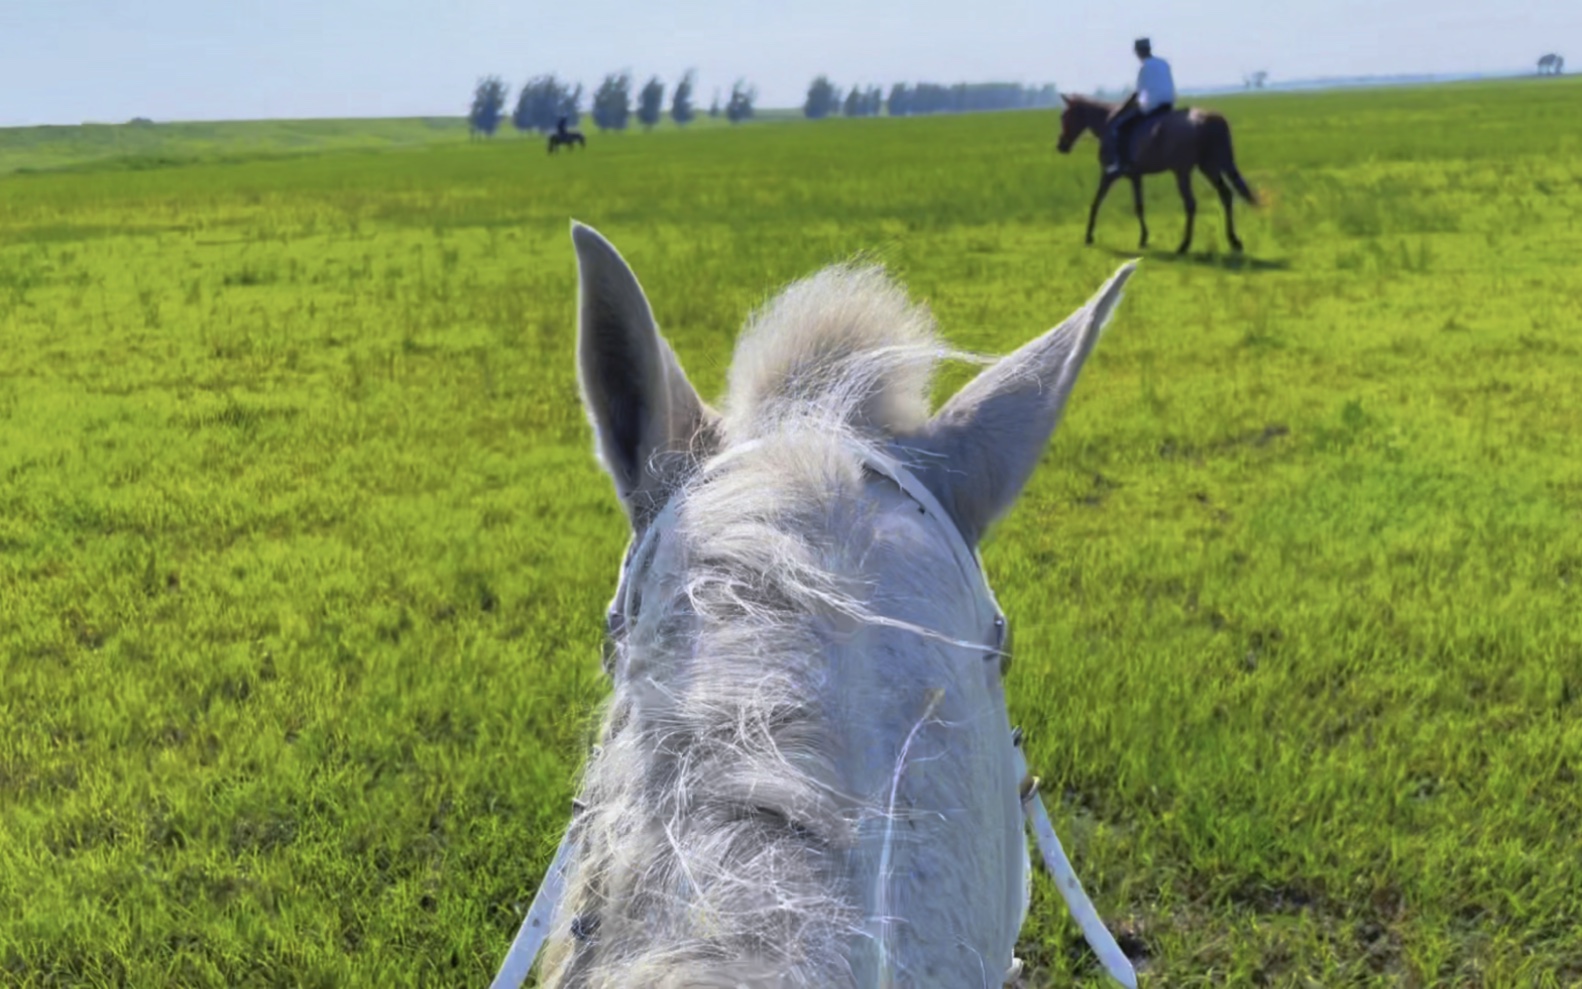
721;264;967;443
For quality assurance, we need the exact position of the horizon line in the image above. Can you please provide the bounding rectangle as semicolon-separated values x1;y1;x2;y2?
3;66;1561;131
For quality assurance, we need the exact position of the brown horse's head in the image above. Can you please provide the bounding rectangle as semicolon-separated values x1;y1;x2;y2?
1056;99;1079;154
1056;94;1107;154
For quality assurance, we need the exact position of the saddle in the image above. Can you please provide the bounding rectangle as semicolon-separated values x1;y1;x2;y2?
1114;107;1187;170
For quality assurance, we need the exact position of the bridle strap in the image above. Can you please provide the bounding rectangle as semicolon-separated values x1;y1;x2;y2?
612;438;999;630
489;824;577;989
862;444;998;610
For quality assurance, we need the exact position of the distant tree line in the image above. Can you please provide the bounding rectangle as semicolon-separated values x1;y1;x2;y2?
806;79;1060;119
468;71;755;136
468;72;1058;137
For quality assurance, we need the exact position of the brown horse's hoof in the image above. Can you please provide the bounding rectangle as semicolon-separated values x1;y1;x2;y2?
1230;241;1245;253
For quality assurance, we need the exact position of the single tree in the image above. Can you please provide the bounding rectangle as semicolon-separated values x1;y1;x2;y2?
672;70;697;126
725;79;756;123
843;86;863;118
592;72;633;131
637;76;665;129
709;89;722;117
887;83;912;116
864;86;884;116
911;83;948;115
558;82;584;128
804;75;839;119
513;75;570;133
469;75;509;137
512;78;539;132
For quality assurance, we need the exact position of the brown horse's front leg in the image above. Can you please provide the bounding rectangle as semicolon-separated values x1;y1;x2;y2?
1085;172;1118;246
1130;175;1148;249
1174;169;1197;254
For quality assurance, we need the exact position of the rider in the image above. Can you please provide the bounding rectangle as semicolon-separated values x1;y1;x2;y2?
1106;38;1176;175
556;115;570;136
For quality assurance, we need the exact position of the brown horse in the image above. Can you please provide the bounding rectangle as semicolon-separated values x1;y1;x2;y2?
1057;94;1257;254
548;129;585;154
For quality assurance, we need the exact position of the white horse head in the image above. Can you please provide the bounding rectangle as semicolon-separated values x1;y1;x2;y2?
536;223;1135;988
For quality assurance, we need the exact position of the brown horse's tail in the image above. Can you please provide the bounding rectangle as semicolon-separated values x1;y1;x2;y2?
1204;114;1258;206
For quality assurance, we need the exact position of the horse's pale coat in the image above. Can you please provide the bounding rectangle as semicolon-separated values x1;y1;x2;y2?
528;223;1134;988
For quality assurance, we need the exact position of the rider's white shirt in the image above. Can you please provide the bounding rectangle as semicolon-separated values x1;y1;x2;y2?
1136;57;1175;111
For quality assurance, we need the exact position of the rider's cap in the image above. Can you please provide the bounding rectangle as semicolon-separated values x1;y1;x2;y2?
1134;37;1151;50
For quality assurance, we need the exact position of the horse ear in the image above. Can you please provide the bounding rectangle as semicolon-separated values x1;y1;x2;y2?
906;262;1137;546
1060;93;1072;106
572;222;720;527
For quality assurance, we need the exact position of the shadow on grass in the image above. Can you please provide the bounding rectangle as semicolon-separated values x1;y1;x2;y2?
1098;245;1292;273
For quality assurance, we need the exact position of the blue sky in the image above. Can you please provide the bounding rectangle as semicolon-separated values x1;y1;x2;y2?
1;0;1575;126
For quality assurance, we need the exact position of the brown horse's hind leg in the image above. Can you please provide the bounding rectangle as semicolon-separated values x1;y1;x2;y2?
1207;171;1244;252
1174;169;1197;254
1130;175;1148;249
1084;172;1118;246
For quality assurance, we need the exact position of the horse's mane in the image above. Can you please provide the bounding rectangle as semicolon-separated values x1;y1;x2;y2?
1063;93;1117;109
546;267;982;988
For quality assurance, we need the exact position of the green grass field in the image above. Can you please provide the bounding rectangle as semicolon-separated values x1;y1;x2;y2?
3;77;1581;987
0;110;799;177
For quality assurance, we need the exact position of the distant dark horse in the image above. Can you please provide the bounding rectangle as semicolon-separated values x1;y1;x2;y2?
548;130;585;154
1057;94;1257;254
